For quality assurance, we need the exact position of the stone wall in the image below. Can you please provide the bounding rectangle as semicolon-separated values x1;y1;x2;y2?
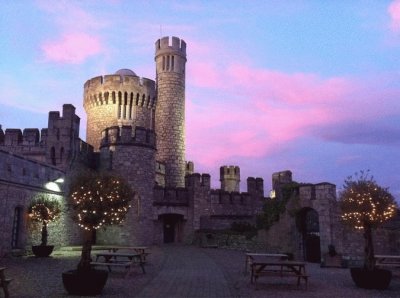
155;36;186;188
0;150;77;256
96;126;156;246
84;73;156;151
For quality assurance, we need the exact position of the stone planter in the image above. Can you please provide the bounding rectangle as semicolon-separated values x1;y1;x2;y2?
32;245;54;257
350;268;392;290
62;269;108;296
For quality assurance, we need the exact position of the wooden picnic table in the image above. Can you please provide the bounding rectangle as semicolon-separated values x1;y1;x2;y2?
0;267;12;298
245;253;288;273
102;246;148;254
375;255;400;269
250;256;308;289
91;252;145;277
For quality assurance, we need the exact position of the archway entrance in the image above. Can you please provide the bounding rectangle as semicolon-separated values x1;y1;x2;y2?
297;208;321;263
159;214;184;243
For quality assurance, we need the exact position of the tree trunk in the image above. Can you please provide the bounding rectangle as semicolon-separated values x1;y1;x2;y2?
78;229;93;272
363;222;375;271
41;222;48;246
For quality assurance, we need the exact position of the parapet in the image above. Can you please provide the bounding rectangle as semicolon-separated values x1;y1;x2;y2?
4;129;22;145
247;177;264;196
100;126;156;149
185;161;194;175
185;173;211;189
155;36;186;58
48;104;80;128
154;186;189;207
272;170;293;189
83;73;156;109
22;129;40;146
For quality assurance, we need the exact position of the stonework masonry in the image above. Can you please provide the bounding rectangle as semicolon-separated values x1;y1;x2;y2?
155;36;187;188
1;36;398;262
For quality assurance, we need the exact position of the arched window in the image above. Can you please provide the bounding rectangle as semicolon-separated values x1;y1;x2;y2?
51;147;56;165
60;147;64;163
11;206;23;248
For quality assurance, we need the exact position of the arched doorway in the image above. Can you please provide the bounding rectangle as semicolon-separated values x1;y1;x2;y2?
158;214;184;243
297;208;321;263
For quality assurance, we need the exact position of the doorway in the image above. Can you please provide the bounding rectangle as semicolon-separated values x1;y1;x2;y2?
159;214;184;243
297;208;321;263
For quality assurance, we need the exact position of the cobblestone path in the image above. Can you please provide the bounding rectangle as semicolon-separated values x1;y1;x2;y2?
135;245;234;298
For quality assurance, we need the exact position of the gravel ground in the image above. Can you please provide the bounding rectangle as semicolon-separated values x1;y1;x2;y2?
1;245;399;298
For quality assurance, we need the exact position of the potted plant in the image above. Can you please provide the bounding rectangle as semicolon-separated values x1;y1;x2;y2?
62;171;133;296
339;170;397;290
28;195;61;257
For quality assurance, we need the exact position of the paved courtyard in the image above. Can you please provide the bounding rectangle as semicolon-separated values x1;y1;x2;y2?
1;245;400;297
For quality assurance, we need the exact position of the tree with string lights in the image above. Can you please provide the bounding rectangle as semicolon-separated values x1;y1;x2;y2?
28;195;61;247
339;170;397;289
68;171;134;272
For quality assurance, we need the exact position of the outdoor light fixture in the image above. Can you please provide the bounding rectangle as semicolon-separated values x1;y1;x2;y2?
45;176;65;192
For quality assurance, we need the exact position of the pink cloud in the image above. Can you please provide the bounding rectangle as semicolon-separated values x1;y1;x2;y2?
388;0;400;32
185;43;400;169
41;33;102;64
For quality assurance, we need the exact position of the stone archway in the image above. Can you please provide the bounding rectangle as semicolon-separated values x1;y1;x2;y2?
158;214;184;243
297;207;321;263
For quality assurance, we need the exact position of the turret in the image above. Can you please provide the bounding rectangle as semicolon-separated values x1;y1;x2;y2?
83;69;156;151
220;165;240;192
155;36;187;187
46;104;80;170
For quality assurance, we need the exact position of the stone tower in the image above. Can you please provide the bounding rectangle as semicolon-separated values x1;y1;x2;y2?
46;104;80;170
155;36;187;187
220;166;240;192
83;69;156;151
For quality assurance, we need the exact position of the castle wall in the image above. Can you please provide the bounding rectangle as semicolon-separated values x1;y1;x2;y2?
96;126;156;246
0;127;47;162
0;150;79;256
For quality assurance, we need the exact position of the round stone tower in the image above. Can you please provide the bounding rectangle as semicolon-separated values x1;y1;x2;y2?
83;69;156;151
155;36;187;187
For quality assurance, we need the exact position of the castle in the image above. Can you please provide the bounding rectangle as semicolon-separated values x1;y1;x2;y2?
1;36;399;261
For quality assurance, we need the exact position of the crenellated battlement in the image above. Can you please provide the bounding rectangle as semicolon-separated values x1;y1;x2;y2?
0;128;47;147
153;186;189;207
185;173;211;189
83;73;156;109
155;36;186;57
210;189;251;206
100;125;156;149
247;177;264;196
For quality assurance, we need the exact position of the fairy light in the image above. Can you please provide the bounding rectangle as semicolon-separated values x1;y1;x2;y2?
70;176;133;230
340;175;397;230
28;200;61;224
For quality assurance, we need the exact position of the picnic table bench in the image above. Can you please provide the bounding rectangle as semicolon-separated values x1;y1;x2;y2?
250;256;308;289
245;253;289;273
99;246;150;262
0;267;12;298
91;252;145;278
375;255;400;269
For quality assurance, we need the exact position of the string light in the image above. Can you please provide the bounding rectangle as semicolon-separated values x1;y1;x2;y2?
340;174;397;230
28;199;61;224
70;176;133;230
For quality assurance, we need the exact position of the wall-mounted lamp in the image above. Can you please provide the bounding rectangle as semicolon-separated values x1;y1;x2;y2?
45;176;65;192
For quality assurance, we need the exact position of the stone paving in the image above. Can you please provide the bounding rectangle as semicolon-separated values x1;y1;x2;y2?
1;245;400;297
